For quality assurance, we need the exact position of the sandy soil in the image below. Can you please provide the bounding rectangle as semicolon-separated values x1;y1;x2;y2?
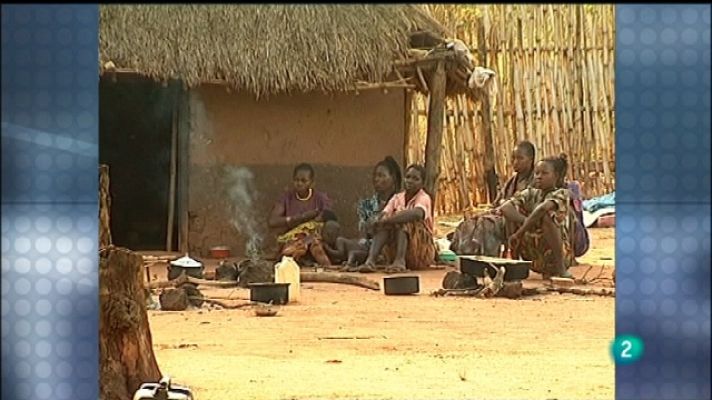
146;228;615;400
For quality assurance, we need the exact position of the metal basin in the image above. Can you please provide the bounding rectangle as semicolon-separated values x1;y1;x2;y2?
459;255;531;281
383;275;420;295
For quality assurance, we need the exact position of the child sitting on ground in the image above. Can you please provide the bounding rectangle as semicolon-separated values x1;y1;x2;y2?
320;219;369;268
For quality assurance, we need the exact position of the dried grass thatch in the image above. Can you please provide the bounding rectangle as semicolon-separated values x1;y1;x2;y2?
100;5;447;97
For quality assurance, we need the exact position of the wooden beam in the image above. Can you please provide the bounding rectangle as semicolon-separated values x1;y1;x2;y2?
477;16;499;203
353;81;416;91
424;60;447;204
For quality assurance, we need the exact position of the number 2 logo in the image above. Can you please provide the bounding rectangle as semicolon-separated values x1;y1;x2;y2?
612;335;643;364
620;340;633;358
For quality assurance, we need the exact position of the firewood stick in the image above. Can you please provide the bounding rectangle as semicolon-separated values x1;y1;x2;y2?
197;293;251;301
431;288;483;297
546;287;615;297
188;296;254;309
146;274;239;289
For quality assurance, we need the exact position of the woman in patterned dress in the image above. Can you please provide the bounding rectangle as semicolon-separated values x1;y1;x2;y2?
498;154;574;279
357;156;402;239
450;141;536;256
337;156;402;271
359;164;436;273
268;163;333;266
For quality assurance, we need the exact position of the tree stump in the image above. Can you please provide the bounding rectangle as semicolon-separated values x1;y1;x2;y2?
100;246;161;400
99;165;113;248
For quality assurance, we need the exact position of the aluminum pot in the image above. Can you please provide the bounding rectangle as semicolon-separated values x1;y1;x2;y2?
167;254;204;280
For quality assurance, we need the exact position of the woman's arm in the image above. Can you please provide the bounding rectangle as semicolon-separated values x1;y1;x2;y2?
492;175;516;208
513;200;558;236
268;203;319;230
499;201;526;225
268;202;288;229
380;208;425;225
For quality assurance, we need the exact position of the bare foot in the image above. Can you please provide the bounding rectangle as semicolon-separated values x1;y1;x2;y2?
557;270;574;279
543;270;573;280
385;261;407;274
357;261;377;273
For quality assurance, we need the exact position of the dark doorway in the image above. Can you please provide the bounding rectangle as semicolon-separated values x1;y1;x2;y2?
99;77;180;251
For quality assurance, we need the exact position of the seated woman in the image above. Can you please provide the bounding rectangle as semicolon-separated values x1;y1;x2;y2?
498;154;575;279
268;163;333;267
330;156;403;271
358;156;403;239
493;140;536;207
449;140;536;256
358;164;436;273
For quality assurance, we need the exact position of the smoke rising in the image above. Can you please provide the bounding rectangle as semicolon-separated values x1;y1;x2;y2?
224;166;263;261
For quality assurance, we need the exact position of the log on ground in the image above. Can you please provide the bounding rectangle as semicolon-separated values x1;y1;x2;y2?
300;271;380;291
147;271;381;291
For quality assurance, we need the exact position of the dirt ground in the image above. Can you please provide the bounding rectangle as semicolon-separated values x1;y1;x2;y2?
146;228;615;400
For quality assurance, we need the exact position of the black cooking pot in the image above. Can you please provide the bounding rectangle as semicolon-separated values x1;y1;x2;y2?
249;282;290;305
459;256;530;281
383;275;420;295
167;264;204;280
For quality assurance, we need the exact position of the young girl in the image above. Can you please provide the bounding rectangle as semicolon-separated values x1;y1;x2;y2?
321;220;369;267
498;154;574;279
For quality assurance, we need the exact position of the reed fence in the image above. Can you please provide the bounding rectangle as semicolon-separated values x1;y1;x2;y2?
407;5;615;215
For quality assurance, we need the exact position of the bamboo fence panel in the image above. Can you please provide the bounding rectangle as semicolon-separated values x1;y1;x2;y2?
407;4;615;216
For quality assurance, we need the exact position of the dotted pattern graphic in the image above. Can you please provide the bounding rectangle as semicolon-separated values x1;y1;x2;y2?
1;5;99;204
1;5;100;400
616;5;711;400
617;5;711;205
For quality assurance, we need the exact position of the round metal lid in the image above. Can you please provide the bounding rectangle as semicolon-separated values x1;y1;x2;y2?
170;254;202;268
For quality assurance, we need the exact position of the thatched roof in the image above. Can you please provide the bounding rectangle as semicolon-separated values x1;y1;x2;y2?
100;5;448;97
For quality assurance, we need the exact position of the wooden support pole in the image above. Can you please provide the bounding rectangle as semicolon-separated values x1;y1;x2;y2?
99;164;113;249
177;89;191;253
424;60;447;203
165;91;178;251
403;89;414;166
477;16;499;203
